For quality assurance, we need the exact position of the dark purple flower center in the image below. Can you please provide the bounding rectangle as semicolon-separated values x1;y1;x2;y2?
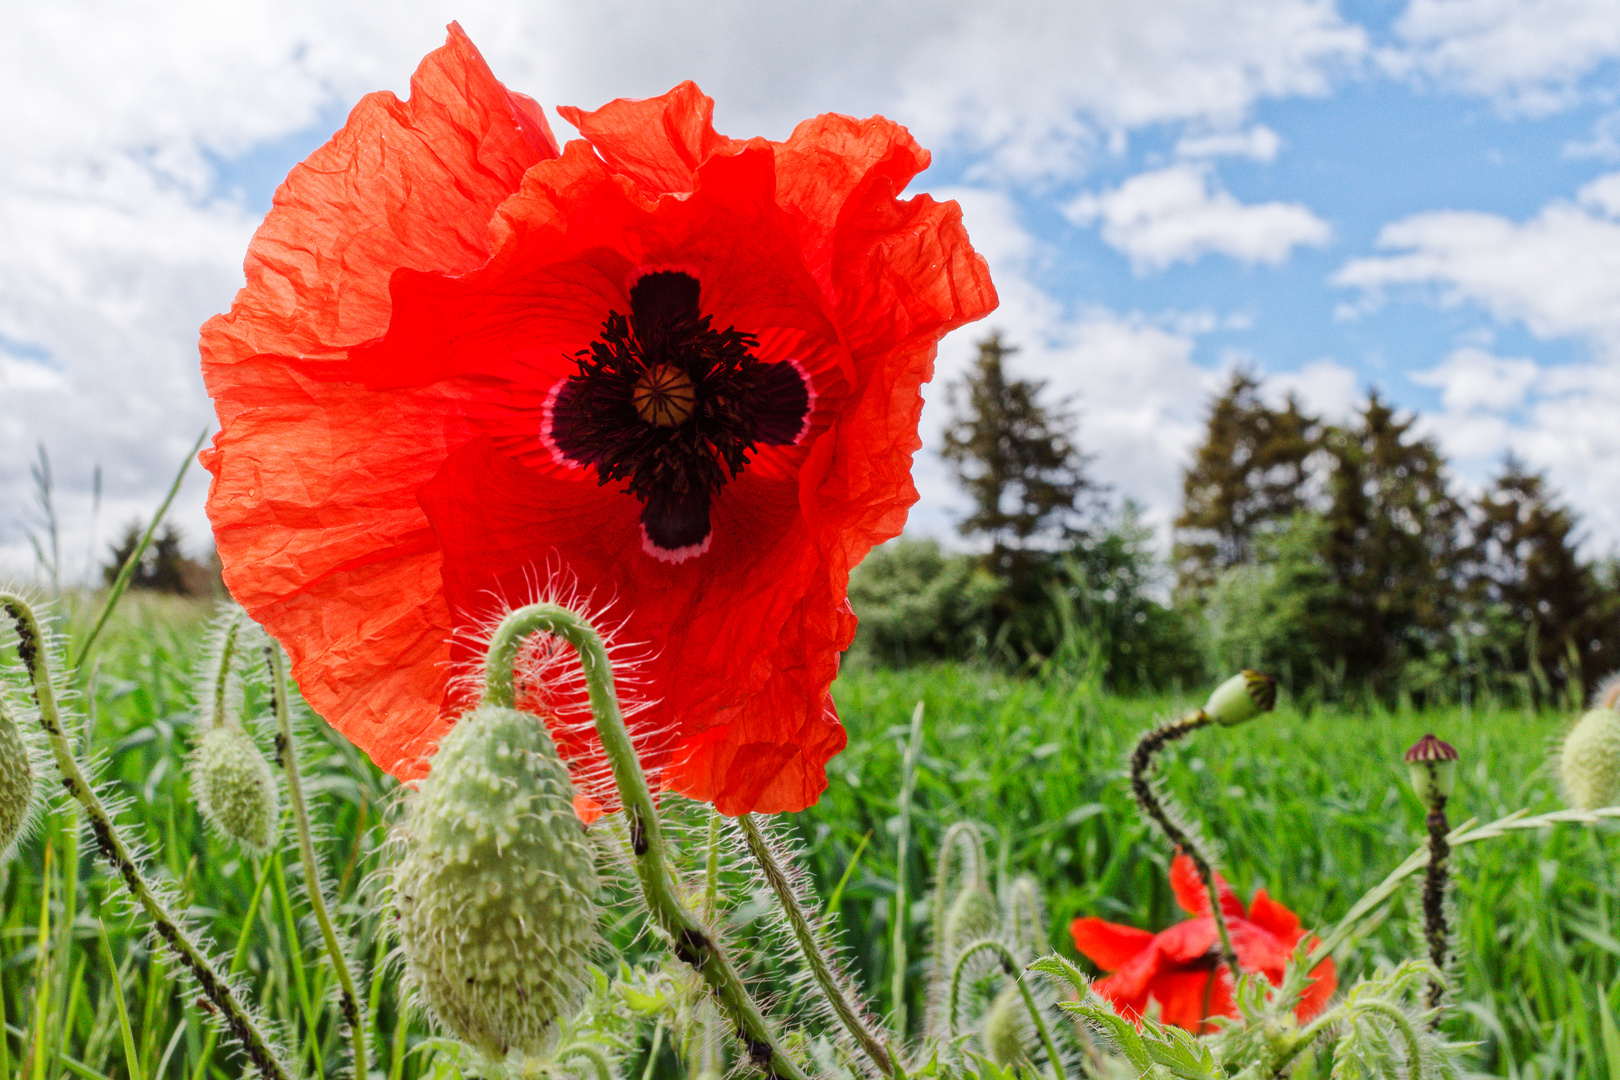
547;270;812;562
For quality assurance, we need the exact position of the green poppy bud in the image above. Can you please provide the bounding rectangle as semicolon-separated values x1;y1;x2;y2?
1403;733;1458;806
943;882;999;957
192;723;279;854
1560;708;1620;811
392;704;600;1060
1204;670;1277;727
0;702;33;858
982;984;1029;1067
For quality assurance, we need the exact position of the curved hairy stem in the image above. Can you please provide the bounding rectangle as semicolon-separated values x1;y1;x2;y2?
1128;710;1238;970
210;611;244;730
739;813;894;1075
1355;999;1425;1076
947;938;1065;1080
265;643;368;1078
1;593;293;1080
483;604;811;1080
557;1041;616;1080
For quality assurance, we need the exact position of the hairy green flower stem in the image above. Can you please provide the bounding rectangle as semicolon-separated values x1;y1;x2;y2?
1420;793;1450;1017
1128;710;1238;971
0;593;293;1080
947;938;1065;1080
482;604;810;1080
210;612;244;729
738;813;895;1076
264;642;369;1077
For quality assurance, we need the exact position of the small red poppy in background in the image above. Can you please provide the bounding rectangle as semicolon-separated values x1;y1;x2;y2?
200;25;996;815
1069;854;1337;1032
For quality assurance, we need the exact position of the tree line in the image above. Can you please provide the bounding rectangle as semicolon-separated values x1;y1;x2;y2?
847;335;1620;704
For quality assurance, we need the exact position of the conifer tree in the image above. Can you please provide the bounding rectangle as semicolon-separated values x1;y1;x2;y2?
1464;455;1620;700
1314;391;1465;692
1173;370;1317;597
941;332;1094;566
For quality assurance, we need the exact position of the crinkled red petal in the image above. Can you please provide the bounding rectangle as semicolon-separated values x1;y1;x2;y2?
1152;968;1237;1033
1170;851;1245;920
1069;918;1156;973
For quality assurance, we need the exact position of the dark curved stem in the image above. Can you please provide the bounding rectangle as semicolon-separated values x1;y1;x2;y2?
1128;710;1237;970
1422;796;1451;1019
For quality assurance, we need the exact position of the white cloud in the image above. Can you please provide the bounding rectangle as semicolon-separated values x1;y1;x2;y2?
1175;125;1283;162
1391;0;1620;113
1066;163;1332;272
1267;359;1361;420
1333;171;1620;355
1411;346;1539;412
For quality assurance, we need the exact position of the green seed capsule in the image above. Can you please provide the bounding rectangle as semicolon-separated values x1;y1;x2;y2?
0;703;33;858
192;723;279;854
392;705;600;1060
1560;708;1620;811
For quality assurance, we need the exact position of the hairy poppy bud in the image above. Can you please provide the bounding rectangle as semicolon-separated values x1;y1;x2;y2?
982;984;1029;1066
392;705;600;1060
943;882;999;957
1204;670;1277;727
1560;708;1620;811
1403;733;1458;807
0;702;32;858
192;723;279;854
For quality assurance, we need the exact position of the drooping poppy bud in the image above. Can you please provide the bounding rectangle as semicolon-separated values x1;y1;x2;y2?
391;705;600;1060
1559;708;1620;811
191;722;279;854
982;984;1029;1067
943;882;999;957
1404;733;1458;807
0;701;33;858
1204;670;1277;727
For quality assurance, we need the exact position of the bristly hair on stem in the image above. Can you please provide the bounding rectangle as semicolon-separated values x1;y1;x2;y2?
265;639;370;1078
1128;710;1239;970
0;590;295;1080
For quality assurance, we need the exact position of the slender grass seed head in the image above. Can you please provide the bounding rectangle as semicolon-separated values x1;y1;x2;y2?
192;722;279;854
1559;708;1620;810
391;704;600;1061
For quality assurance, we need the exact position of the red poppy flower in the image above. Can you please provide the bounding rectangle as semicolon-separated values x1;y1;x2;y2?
199;25;996;816
1069;853;1337;1032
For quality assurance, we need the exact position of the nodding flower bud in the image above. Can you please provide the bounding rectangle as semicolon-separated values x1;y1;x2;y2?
0;702;33;858
192;723;279;854
1403;733;1459;806
943;881;999;957
1560;708;1620;811
392;705;600;1061
982;984;1030;1067
1204;670;1277;727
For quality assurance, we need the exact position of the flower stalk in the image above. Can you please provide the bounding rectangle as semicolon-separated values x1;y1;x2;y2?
947;938;1065;1080
1;593;293;1080
265;642;368;1076
738;813;894;1075
1127;709;1239;970
1404;734;1458;1017
482;603;810;1080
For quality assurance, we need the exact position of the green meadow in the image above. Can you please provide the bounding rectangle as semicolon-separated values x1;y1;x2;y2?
0;596;1615;1079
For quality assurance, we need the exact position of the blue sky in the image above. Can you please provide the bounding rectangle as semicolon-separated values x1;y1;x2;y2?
5;0;1620;580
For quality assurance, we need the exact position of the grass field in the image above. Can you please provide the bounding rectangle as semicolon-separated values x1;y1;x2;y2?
0;595;1615;1079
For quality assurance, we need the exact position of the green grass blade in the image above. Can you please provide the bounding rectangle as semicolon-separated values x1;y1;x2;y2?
1600;984;1620;1080
96;918;144;1080
72;429;205;670
824;829;872;917
30;845;52;1080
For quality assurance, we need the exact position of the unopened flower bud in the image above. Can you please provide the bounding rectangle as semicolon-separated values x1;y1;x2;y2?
1560;708;1620;811
1403;733;1458;806
0;702;33;857
1204;670;1276;727
943;882;999;956
982;984;1029;1067
192;723;279;853
392;705;600;1060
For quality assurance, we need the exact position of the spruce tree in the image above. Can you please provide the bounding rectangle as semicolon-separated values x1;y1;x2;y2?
1173;370;1317;598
